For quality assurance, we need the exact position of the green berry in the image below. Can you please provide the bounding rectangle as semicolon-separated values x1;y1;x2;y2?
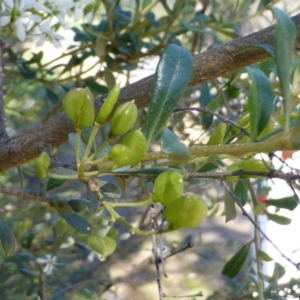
164;195;207;229
87;236;117;257
96;84;120;124
63;87;95;128
152;171;183;206
109;101;138;138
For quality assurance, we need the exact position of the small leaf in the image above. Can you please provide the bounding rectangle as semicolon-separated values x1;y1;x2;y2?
161;128;191;160
232;44;275;58
199;83;213;129
0;216;17;257
100;182;121;199
46;178;66;191
68;133;86;159
258;250;273;262
247;67;274;140
17;64;36;79
227;159;269;172
269;262;286;282
272;8;297;131
224;189;236;222
234;180;248;206
68;199;87;212
222;243;251;278
59;213;92;235
265;211;291;225
104;67;116;92
87;185;99;214
207;123;227;145
49;167;78;177
264;196;298;211
145;44;193;143
52;196;74;214
112;167;186;177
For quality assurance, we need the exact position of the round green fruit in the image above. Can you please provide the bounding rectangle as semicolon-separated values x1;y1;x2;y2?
109;101;138;138
152;171;183;206
107;130;147;166
164;195;207;229
63;87;95;128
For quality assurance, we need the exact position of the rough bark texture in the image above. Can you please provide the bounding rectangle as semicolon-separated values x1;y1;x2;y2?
1;14;300;172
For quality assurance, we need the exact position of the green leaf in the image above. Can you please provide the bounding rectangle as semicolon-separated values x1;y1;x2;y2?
145;44;193;143
224;189;236;222
46;178;66;191
17;64;36;79
258;250;273;262
199;83;213;129
207;123;227;145
112;167;186;176
222;243;251;278
52;195;74;214
87;185;99;214
161;128;191;160
49;167;78;177
265;211;291;225
269;262;285;282
68;133;86;159
0;216;17;257
272;8;297;131
232;44;275;58
100;182;121;199
264;196;298;211
59;212;92;235
67;199;87;212
234;180;248;206
247;67;274;140
104;67;116;92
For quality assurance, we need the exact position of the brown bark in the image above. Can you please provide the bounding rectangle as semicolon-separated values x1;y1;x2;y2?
1;14;300;173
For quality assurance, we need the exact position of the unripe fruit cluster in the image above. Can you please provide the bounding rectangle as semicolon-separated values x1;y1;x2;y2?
152;171;207;229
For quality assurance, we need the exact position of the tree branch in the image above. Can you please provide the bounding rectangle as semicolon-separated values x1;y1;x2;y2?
0;38;8;143
1;14;300;172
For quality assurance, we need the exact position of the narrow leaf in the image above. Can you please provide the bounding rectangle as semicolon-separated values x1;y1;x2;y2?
87;185;99;214
270;262;286;282
68;133;86;159
104;67;116;92
100;182;122;199
67;199;87;212
258;250;273;262
49;167;78;177
266;211;291;225
264;196;298;211
222;243;251;278
0;216;17;257
59;212;92;235
224;189;236;222
199;83;213;129
247;67;274;140
161;128;191;160
272;8;297;131
46;178;66;191
234;180;248;206
145;44;193;143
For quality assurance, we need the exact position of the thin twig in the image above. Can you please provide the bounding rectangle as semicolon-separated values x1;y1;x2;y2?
0;185;53;205
0;38;8;142
221;180;300;271
174;106;250;137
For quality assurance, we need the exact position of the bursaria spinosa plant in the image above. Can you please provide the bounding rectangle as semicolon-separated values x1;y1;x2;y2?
2;1;300;299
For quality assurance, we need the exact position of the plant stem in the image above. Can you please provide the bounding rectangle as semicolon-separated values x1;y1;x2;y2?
82;123;101;162
247;180;264;300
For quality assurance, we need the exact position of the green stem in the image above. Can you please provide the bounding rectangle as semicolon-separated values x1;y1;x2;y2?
75;128;82;168
247;180;264;300
82;123;101;162
110;198;153;208
89;137;111;161
101;218;115;237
